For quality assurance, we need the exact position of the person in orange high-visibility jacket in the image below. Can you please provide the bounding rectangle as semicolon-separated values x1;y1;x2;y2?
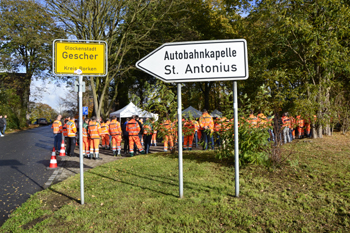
162;119;174;152
109;116;122;156
183;118;195;150
82;118;90;158
193;119;200;148
62;119;68;153
105;118;111;127
100;120;110;150
305;115;316;138
88;117;102;160
257;112;269;141
266;116;275;142
213;117;223;147
283;113;294;142
52;115;63;153
62;120;68;137
290;116;296;140
199;109;214;150
105;118;112;147
151;121;157;147
220;117;229;131
281;112;291;144
296;115;304;138
257;112;267;129
143;118;153;154
66;116;77;157
173;119;180;145
304;119;311;138
214;118;222;132
248;111;258;128
126;115;145;156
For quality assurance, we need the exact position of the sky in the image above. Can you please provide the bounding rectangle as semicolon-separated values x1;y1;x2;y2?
30;78;72;111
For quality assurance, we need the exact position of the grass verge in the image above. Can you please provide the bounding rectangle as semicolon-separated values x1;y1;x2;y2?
1;133;350;232
5;124;39;134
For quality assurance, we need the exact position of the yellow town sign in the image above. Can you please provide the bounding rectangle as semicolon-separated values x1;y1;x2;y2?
53;40;108;76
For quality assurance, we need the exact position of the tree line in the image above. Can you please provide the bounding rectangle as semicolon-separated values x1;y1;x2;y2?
0;0;349;136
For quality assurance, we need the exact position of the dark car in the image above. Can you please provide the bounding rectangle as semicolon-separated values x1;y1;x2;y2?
37;118;48;125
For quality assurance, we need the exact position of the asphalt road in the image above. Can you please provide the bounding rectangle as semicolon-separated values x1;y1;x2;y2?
0;125;56;226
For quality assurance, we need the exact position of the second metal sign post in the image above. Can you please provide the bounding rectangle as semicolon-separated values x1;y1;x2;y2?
136;39;249;198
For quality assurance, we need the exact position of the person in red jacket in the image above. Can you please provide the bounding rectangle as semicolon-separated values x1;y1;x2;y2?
126;115;145;157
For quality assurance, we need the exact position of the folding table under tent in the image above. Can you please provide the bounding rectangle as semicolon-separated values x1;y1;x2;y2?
182;106;202;119
109;102;159;122
210;109;223;118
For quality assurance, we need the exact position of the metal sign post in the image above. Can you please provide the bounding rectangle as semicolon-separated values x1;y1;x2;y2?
136;39;248;198
233;81;239;197
74;69;85;204
78;75;85;204
177;84;183;198
53;39;108;205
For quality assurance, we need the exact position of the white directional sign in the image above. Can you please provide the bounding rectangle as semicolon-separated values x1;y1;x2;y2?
136;39;248;83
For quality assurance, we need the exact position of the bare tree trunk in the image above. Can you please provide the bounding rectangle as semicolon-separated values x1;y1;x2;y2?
324;124;332;136
317;124;323;138
312;125;318;139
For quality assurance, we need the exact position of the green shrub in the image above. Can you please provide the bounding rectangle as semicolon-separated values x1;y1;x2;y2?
215;119;271;166
0;87;27;129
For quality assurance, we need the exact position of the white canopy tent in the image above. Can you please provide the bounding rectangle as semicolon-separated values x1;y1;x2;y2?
210;109;223;118
182;106;202;118
109;102;158;122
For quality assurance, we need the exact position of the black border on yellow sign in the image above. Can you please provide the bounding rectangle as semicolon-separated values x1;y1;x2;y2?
53;40;108;77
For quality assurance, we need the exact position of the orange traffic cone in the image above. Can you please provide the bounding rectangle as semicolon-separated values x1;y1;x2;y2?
59;140;66;157
51;147;56;158
48;147;58;169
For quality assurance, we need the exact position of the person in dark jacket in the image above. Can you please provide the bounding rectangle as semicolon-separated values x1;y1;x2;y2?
0;115;4;137
122;118;130;154
2;115;7;135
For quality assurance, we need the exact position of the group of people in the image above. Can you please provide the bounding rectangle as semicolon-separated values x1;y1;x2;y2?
180;110;316;149
159;109;216;151
279;112;315;144
0;115;7;137
52;115;112;159
51;114;155;159
51;110;315;159
243;111;315;144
